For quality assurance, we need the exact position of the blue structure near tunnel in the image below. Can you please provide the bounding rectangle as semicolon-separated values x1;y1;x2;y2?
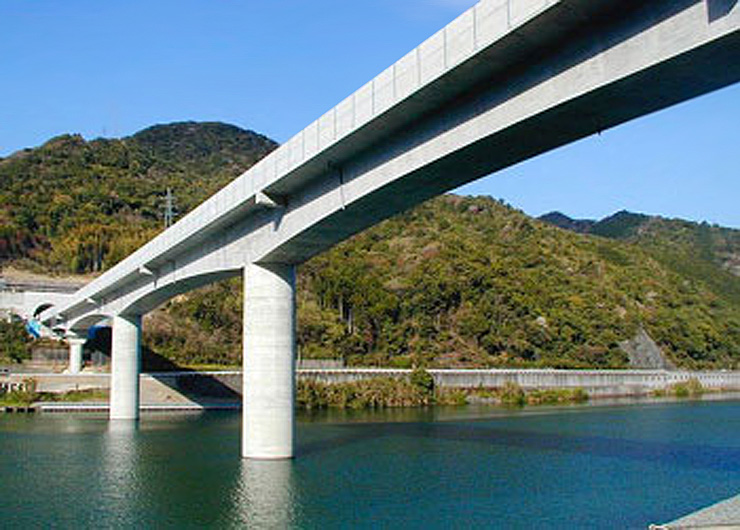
26;319;42;338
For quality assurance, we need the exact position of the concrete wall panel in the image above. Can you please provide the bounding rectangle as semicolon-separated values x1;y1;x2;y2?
335;95;355;139
354;81;374;126
275;141;289;175
287;135;303;170
510;0;548;27
374;66;396;115
318;110;335;150
395;50;419;101
304;122;319;159
419;31;446;85
477;0;510;48
447;10;476;67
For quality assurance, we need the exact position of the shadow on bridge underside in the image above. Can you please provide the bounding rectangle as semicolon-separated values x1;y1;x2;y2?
709;0;738;21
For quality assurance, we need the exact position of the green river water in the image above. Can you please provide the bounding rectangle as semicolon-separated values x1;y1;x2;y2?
1;398;740;528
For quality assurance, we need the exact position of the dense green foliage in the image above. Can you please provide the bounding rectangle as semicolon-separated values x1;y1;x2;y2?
297;377;434;410
0;320;31;363
296;197;740;369
144;281;243;366
0;122;276;272
652;378;706;398
0;378;37;406
150;195;740;370
4;122;740;370
455;382;588;406
542;210;740;304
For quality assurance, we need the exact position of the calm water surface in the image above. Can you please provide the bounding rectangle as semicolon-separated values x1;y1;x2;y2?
1;399;740;529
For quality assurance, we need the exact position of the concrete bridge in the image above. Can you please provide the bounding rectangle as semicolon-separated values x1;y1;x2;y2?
0;279;80;321
37;0;740;459
0;279;81;346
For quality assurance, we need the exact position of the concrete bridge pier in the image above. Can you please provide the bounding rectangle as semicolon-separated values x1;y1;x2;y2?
110;314;142;420
242;263;296;460
66;335;86;374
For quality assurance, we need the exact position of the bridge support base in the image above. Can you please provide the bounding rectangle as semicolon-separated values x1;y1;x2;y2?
110;314;142;421
67;336;86;375
242;263;296;460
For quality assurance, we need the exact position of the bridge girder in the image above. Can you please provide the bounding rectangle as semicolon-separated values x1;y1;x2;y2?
43;0;740;333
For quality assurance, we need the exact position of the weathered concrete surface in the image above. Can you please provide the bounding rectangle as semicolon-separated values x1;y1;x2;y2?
651;494;740;529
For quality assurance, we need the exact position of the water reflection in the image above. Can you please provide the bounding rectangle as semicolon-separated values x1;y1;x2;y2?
230;459;297;528
101;420;140;523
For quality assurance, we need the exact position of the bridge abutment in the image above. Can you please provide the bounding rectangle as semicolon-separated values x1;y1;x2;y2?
66;335;86;375
242;263;296;460
110;314;142;420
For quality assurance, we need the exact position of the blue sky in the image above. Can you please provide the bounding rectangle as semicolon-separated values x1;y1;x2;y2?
1;0;738;226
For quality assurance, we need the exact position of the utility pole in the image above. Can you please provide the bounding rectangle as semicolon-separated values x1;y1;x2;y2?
162;187;177;228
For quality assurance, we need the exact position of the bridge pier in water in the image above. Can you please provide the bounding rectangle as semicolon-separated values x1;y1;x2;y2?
242;263;296;459
110;314;142;421
66;335;86;375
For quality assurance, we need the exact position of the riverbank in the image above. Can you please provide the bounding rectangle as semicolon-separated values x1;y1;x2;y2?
3;368;740;413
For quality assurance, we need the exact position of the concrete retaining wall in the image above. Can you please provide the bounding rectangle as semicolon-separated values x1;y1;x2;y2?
5;369;740;399
298;369;740;397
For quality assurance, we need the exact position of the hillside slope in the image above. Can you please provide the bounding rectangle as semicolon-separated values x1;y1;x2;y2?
2;123;740;370
153;195;740;370
0;122;276;272
540;211;740;306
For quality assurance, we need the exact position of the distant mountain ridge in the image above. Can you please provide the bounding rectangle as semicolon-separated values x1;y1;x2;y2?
539;210;650;238
538;211;596;234
540;210;740;284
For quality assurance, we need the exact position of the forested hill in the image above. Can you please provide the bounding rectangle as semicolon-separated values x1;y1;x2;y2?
3;122;740;370
0;122;276;272
540;210;740;305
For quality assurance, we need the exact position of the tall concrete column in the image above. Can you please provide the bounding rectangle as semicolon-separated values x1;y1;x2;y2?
242;263;296;459
66;335;86;375
110;314;142;421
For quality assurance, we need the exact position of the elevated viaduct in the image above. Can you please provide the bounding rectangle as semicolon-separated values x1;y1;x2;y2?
37;0;740;458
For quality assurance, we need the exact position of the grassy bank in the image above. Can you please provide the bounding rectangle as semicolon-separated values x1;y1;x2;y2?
652;377;707;398
0;382;109;407
298;368;440;410
460;381;589;407
296;371;589;410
